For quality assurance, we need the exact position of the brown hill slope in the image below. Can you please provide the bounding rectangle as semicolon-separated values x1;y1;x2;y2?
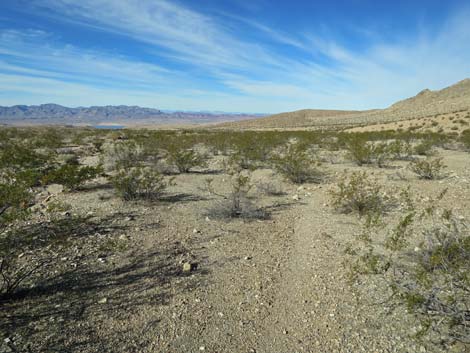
215;79;470;130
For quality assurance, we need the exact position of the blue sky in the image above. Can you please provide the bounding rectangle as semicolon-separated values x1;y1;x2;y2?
0;0;469;113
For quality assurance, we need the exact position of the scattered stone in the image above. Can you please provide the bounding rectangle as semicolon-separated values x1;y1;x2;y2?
292;194;300;201
193;228;199;234
98;298;108;304
46;184;64;194
182;262;198;272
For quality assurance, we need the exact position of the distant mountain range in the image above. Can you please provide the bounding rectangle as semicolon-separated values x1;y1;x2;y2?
0;103;265;126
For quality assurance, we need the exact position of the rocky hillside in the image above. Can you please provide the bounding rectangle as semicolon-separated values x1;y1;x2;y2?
0;104;264;125
390;78;470;112
216;79;470;130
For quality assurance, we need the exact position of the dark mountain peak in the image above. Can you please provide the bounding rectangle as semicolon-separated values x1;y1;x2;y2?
0;104;263;125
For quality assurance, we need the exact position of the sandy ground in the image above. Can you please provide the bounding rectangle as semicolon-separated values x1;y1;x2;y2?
348;110;470;134
1;149;470;353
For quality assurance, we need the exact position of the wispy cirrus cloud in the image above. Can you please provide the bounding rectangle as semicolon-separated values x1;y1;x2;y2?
0;0;469;112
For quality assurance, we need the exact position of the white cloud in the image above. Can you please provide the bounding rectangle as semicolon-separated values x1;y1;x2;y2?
1;1;470;112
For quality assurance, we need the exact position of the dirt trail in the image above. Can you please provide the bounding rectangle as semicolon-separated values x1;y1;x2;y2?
7;154;467;352
247;188;423;353
248;193;357;353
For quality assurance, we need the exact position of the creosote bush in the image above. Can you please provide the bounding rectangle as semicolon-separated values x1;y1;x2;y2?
271;144;323;184
414;139;438;156
460;129;470;151
387;139;413;161
205;170;268;220
409;157;446;180
167;147;207;173
345;136;375;166
329;171;392;217
101;141;146;171
347;190;470;348
42;164;102;191
112;167;174;201
344;137;392;167
0;173;32;225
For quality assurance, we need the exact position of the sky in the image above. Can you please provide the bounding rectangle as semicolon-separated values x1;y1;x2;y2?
0;0;469;113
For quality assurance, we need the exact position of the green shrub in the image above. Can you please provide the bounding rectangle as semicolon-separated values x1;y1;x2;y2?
461;129;470;150
167;147;207;173
0;174;32;225
112;167;173;201
345;136;374;166
388;140;413;161
42;164;102;190
348;191;470;348
344;136;391;167
329;171;391;217
101;141;145;171
0;143;50;172
414;139;438;156
409;157;446;180
205;172;268;220
271;144;323;184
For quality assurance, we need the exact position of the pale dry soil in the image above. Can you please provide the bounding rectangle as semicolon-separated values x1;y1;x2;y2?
348;110;470;134
1;150;470;353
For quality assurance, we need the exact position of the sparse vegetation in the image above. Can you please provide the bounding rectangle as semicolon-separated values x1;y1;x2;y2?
205;168;268;220
42;164;102;191
271;144;323;183
112;167;173;201
101;140;146;171
348;189;470;347
409;157;446;180
167;147;207;173
0;124;469;352
329;171;392;217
